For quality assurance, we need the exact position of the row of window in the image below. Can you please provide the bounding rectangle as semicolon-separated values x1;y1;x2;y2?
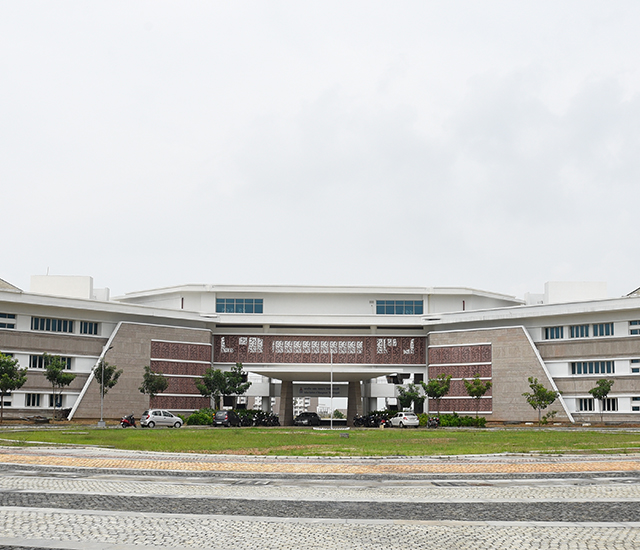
376;300;424;315
577;398;619;411
30;317;99;335
631;320;640;335
571;361;615;375
216;299;264;314
1;393;63;408
545;323;616;340
25;394;62;408
578;397;640;412
29;355;72;370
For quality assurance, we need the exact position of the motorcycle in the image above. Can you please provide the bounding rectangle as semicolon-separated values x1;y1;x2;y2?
120;413;136;428
427;416;440;429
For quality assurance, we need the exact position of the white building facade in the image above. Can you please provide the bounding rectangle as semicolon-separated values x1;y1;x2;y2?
1;275;639;425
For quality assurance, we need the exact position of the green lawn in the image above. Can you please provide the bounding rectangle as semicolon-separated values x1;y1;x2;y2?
2;426;640;456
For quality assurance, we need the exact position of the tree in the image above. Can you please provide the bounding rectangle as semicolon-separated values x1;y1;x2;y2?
0;353;27;424
396;383;426;411
93;360;123;397
589;379;615;424
420;374;452;416
138;366;169;400
522;376;559;425
195;367;227;409
43;353;76;420
463;374;492;417
223;363;252;409
332;409;345;419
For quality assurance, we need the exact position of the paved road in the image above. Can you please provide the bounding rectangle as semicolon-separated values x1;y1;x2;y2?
1;447;640;549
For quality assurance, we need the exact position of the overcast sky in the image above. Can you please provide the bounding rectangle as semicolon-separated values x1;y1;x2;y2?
2;1;639;300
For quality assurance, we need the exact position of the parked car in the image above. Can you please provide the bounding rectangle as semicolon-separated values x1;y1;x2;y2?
214;410;241;427
140;409;183;428
390;411;420;428
294;411;322;426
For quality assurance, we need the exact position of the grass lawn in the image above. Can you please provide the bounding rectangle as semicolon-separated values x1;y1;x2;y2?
1;425;640;456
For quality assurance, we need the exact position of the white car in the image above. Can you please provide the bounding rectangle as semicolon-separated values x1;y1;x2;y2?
390;411;420;428
140;409;183;428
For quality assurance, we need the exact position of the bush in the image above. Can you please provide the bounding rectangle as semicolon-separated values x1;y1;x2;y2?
436;412;486;428
186;409;214;426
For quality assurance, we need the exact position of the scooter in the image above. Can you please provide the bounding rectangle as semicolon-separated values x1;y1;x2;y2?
120;413;136;428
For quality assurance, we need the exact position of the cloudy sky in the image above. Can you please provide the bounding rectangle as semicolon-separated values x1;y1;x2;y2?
2;1;639;299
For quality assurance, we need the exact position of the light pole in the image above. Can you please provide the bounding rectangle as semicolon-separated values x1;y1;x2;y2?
97;346;113;428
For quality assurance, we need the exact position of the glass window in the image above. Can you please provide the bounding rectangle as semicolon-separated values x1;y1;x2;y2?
376;300;424;315
31;317;74;333
578;398;594;411
570;325;589;338
593;323;614;337
544;327;564;340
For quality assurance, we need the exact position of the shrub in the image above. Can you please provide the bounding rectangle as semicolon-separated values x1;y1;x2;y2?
186;409;214;426
437;412;486;428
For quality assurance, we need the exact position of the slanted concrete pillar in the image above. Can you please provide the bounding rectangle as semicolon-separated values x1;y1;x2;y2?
346;381;363;426
279;380;294;426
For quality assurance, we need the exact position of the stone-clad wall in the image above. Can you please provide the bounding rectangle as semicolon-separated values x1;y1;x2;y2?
73;323;212;419
428;327;569;422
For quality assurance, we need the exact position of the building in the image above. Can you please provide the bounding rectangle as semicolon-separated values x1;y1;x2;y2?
1;275;639;424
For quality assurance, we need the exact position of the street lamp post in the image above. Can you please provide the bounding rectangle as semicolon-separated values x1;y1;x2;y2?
97;346;113;428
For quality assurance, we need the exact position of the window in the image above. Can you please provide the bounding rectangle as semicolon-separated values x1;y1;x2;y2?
375;300;424;315
80;321;99;335
578;398;594;411
31;317;74;333
570;325;589;338
216;298;263;314
29;355;72;370
49;394;62;408
632;359;640;374
633;397;640;412
0;313;16;329
25;394;41;407
602;398;618;412
571;361;615;375
630;321;640;335
593;323;614;337
544;326;564;340
0;391;11;407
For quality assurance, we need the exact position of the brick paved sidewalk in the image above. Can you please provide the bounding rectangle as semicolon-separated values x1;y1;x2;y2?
1;445;639;475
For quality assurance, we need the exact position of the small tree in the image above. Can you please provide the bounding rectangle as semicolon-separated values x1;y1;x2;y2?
195;367;227;409
421;374;452;417
138;366;169;400
396;383;426;411
589;379;615;423
0;353;27;423
44;353;76;419
223;362;252;408
463;374;492;417
93;360;123;398
332;409;345;419
522;376;559;425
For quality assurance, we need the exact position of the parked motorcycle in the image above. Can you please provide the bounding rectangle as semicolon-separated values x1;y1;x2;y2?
120;413;136;428
427;416;440;429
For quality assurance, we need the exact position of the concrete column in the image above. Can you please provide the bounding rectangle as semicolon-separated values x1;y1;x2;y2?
346;381;363;426
261;396;271;412
278;380;294;426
